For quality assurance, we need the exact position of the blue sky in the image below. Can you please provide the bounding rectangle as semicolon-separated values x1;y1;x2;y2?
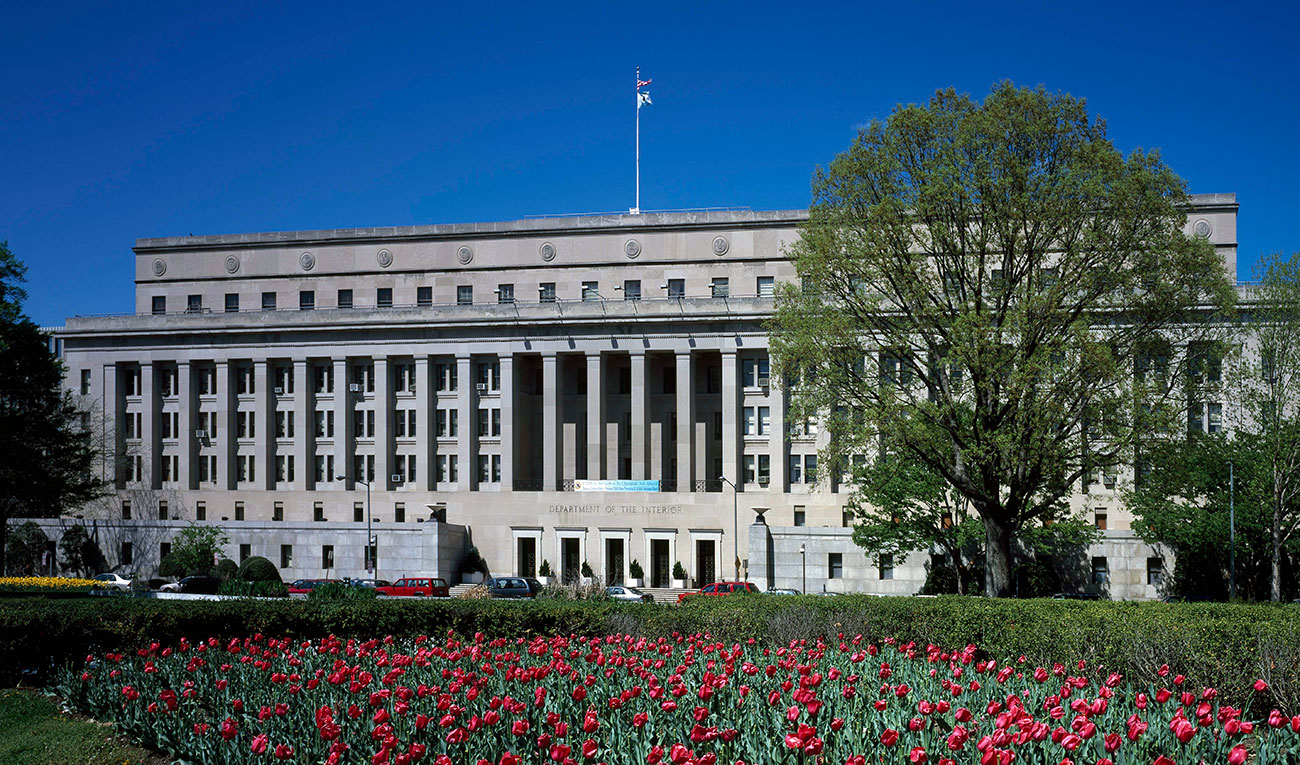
3;1;1297;326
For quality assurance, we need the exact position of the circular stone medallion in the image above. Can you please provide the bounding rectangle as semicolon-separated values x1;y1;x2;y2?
540;242;556;262
457;246;474;265
624;239;642;259
299;251;316;271
225;256;241;274
151;259;167;276
1193;219;1212;239
376;249;394;268
712;236;730;256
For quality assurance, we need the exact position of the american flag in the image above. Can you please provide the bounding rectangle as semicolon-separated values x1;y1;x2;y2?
637;78;652;89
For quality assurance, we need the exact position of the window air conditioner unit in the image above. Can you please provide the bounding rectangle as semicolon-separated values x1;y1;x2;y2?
475;383;488;391
758;477;770;485
757;375;770;387
194;429;207;439
348;383;363;393
391;474;403;484
273;387;284;395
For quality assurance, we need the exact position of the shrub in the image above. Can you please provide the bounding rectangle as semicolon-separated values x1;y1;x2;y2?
214;558;238;581
218;580;288;598
236;556;281;583
920;565;960;595
460;547;487;577
672;561;687;581
308;582;376;601
157;554;185;579
628;560;644;579
1014;558;1061;598
538;560;553;577
581;561;594;579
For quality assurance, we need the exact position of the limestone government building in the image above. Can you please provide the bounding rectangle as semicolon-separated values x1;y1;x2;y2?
44;194;1240;598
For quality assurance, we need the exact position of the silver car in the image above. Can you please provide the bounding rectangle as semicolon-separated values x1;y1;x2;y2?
93;572;132;591
606;585;654;603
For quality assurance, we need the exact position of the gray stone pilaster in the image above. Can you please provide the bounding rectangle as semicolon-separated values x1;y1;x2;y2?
675;351;694;490
586;352;604;480
770;376;787;494
374;356;391;491
255;360;272;490
178;361;194;490
630;351;648;480
500;353;514;488
542;354;559;490
216;360;235;490
140;361;158;490
415;356;433;491
293;359;311;491
333;357;351;489
102;363;119;487
722;350;739;489
456;355;473;491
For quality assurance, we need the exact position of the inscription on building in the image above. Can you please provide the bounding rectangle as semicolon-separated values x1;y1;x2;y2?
548;504;683;515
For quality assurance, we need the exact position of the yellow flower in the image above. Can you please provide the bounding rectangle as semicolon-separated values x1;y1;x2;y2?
0;576;103;589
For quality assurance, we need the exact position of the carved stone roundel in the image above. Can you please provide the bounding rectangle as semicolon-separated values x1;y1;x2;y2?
299;251;315;271
1193;219;1212;239
624;239;642;259
376;249;393;268
225;256;240;274
540;242;556;262
457;246;474;265
712;236;730;256
151;259;166;277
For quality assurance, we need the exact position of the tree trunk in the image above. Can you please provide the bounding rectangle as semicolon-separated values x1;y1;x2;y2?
0;514;8;576
983;516;1013;598
1273;492;1284;603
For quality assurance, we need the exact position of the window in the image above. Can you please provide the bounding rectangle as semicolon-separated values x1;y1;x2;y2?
710;277;729;298
314;365;333;394
121;541;133;565
794;506;806;527
225;293;240;313
236;365;254;395
322;545;334;569
879;554;894;580
313;455;334;484
1147;557;1164;586
457;286;473;305
79;369;91;395
198;367;216;395
281;545;293;569
622;280;641;300
712;411;723;440
1094;512;1108;530
497;284;514;304
354;503;364;522
789;456;802;485
757;454;770;484
477;360;500;391
377;288;393;308
435;362;458;392
757;276;775;297
1188;402;1223;434
353;363;375;393
492;454;501;483
437;455;450;483
478;454;490;482
1091;556;1109;585
539;283;557;303
272;502;284;522
275;456;294;483
274;365;293;394
186;294;203;313
195;502;206;521
149;295;167;315
235;502;245;521
314;503;325;522
237;411;255;439
805;455;817;483
582;281;600;301
121;500;131;520
299;290;315;310
417;286;433;307
237;455;255;483
337;289;353;309
261;292;277;311
239;543;250;562
313;410;334;438
666;278;685;299
437;408;458;437
742;358;771;388
394;363;416;394
828;553;843;579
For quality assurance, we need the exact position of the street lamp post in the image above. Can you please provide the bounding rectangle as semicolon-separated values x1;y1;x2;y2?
1229;460;1236;600
337;475;374;578
790;543;800;598
719;476;739;581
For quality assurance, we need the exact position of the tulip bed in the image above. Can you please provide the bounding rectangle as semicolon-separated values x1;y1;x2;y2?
57;631;1300;765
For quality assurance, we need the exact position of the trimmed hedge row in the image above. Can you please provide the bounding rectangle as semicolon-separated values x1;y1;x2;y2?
3;595;1298;711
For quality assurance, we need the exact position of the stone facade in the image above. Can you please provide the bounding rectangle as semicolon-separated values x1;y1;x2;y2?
37;198;1238;595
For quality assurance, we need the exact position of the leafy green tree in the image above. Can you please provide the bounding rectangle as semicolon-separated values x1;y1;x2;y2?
1235;252;1300;601
165;524;229;576
1126;432;1279;600
4;521;49;576
58;524;106;577
0;242;106;571
770;82;1233;596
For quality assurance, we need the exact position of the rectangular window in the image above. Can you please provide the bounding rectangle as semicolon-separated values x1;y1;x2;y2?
492;454;501;482
235;502;245;522
121;541;133;565
1092;556;1109;585
437;455;448;483
186;294;203;313
261;292;277;311
337;289;353;309
377;288;393;308
744;407;757;436
449;454;458;482
314;366;333;394
417;286;433;307
794;506;806;526
322;545;334;569
225;293;240;313
236;366;254;395
710;277;729;298
713;411;723;440
758;455;770;484
666;278;685;299
828;553;843;579
121;500;131;520
394;503;405;523
879;554;894;580
151;296;166;315
195;501;205;521
497;284;514;304
478;408;491;437
805;454;818;483
1147;557;1164;586
478;454;490;482
742;358;771;388
743;454;756;484
789;456;803;485
239;543;250;562
80;369;91;395
622;280;641;300
299;290;314;310
314;502;325;522
394;363;416;393
354;502;364;522
539;282;556;303
1095;512;1108;530
757;276;775;297
272;502;284;522
457;286;473;305
280;545;293;570
582;281;599;301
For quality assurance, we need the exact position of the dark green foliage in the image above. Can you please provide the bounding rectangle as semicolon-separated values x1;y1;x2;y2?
920;565;959;595
156;554;184;578
672;561;687;580
57;525;105;577
628;559;644;579
460;546;487;577
538;559;553;577
1013;558;1062;598
214;558;238;581
235;556;280;583
4;522;48;576
581;560;594;579
165;524;228;577
308;582;377;601
217;580;287;598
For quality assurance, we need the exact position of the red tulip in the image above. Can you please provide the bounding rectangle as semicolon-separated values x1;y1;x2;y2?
909;747;927;763
881;729;900;747
251;733;269;754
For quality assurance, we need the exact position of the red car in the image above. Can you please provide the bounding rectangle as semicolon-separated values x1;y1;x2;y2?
677;581;759;604
375;577;450;598
287;579;339;596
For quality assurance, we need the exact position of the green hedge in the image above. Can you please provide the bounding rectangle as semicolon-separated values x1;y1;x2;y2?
3;595;1298;711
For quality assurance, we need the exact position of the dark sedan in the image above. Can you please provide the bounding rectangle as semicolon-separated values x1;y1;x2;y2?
486;577;544;599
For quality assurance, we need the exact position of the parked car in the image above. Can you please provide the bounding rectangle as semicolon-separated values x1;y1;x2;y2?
375;577;450;597
606;585;654;603
1052;592;1106;601
346;578;392;589
287;579;338;596
92;572;132;591
486;577;544;599
677;581;759;604
176;575;222;594
768;588;801;596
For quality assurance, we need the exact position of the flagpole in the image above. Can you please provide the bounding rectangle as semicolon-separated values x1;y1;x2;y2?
634;66;641;215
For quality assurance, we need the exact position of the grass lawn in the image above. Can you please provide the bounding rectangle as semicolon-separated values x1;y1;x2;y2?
0;688;164;765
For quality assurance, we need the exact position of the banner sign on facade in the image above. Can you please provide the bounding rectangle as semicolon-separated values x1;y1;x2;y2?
572;479;660;492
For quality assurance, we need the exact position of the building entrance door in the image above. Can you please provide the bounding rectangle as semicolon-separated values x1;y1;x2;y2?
605;539;624;584
651;539;670;588
561;538;580;584
517;537;536;578
696;540;716;587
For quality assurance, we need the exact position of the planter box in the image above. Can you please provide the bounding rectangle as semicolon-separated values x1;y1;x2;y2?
626;577;643;588
461;572;484;585
672;578;687;589
535;576;551;586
